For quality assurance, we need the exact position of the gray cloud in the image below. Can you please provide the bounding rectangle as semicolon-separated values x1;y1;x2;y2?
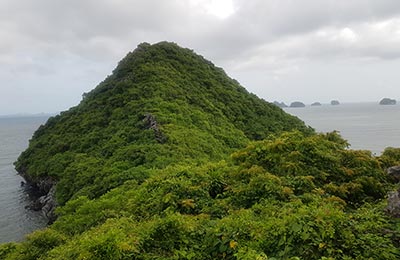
1;0;400;114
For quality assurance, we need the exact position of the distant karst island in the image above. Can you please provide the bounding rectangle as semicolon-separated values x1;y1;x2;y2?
273;101;288;108
290;101;306;108
331;100;340;105
379;98;397;105
311;102;322;106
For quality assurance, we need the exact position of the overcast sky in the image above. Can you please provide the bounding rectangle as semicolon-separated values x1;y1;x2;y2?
1;0;400;115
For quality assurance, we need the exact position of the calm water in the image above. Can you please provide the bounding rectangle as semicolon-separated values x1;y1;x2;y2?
0;116;49;243
285;102;400;154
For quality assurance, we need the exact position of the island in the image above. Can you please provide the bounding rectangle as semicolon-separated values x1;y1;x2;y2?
273;101;288;108
331;100;340;105
290;101;306;108
3;42;400;260
311;102;322;106
379;98;397;105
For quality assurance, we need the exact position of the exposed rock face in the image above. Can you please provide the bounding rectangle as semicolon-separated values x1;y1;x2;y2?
290;101;306;108
143;113;167;143
331;100;340;105
36;177;56;194
387;165;400;182
379;98;396;105
311;102;322;106
386;166;400;218
386;189;400;218
38;186;57;223
21;173;57;224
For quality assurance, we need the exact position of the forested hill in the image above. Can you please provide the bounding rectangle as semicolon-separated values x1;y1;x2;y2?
3;42;399;259
14;41;311;205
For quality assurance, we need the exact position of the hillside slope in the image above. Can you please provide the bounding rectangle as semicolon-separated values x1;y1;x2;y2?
15;42;310;206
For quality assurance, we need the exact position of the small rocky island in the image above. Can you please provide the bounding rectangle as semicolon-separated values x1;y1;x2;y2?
379;98;397;105
311;102;322;106
331;100;340;105
290;101;306;108
273;101;288;108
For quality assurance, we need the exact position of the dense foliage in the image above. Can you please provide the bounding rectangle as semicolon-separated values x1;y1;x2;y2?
3;131;400;259
15;42;310;205
2;42;400;259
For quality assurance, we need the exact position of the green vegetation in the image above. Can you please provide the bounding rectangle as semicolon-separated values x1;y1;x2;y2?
1;42;399;259
15;42;310;205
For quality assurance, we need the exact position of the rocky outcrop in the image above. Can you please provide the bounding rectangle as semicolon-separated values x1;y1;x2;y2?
331;100;340;105
311;102;322;106
385;166;400;218
143;113;167;143
21;173;57;224
387;165;400;182
38;186;57;223
379;98;396;105
386;188;400;218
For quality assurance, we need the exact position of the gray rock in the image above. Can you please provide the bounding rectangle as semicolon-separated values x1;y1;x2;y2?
386;189;400;218
143;113;167;143
387;165;400;182
38;185;57;223
19;173;58;223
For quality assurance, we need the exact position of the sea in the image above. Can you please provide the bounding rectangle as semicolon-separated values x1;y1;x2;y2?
0;103;399;243
284;102;400;155
0;116;49;243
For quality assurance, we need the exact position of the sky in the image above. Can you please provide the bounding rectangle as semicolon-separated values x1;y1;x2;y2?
1;0;400;115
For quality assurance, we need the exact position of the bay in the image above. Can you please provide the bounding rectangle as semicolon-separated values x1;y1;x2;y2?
285;102;400;155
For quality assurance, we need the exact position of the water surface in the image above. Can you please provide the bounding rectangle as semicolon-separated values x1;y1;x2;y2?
285;102;400;154
0;116;49;243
